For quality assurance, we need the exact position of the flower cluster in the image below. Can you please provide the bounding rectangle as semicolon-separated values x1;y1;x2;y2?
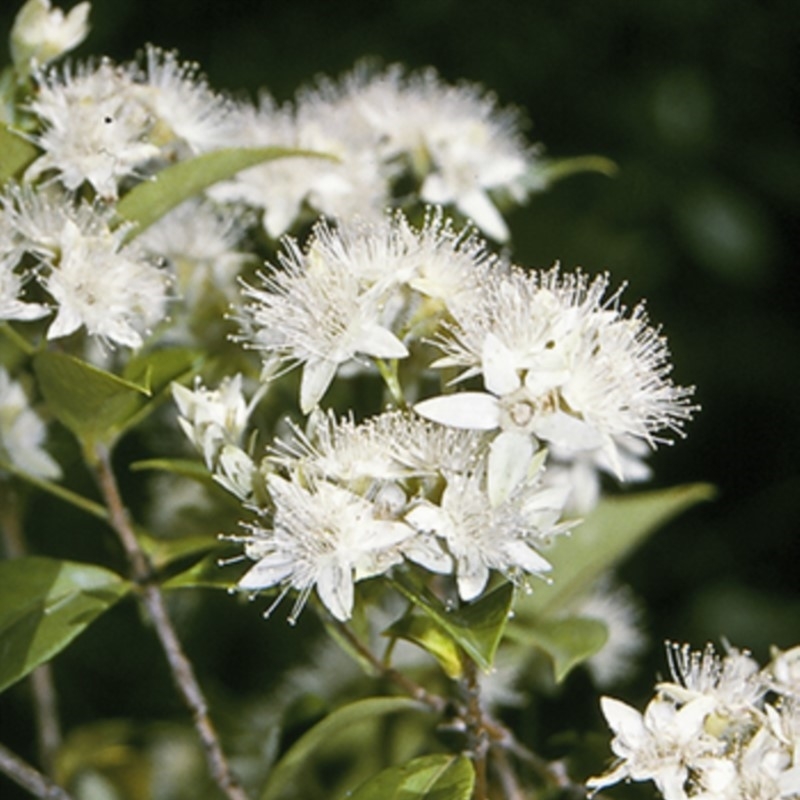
589;642;800;799
174;210;694;622
0;184;168;349
213;63;539;242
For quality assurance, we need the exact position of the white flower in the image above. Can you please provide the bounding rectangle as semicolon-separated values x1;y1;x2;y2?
27;59;158;198
415;267;696;478
405;456;564;601
658;641;766;721
588;694;719;800
10;0;90;72
139;197;252;307
210;91;390;239
132;45;239;158
573;579;646;688
0;367;61;480
42;220;166;347
769;646;800;698
308;63;539;242
236;217;409;413
236;475;415;622
0;255;50;323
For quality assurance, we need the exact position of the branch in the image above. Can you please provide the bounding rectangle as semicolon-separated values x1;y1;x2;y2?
93;446;249;800
0;742;73;800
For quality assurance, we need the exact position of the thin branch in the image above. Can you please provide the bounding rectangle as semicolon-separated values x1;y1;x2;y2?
93;446;249;800
1;486;63;776
462;659;488;800
333;620;448;713
0;742;73;800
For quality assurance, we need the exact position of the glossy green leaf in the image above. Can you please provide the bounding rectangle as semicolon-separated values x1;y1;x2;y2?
33;350;150;450
392;576;514;672
115;146;333;238
0;557;131;693
509;615;608;683
385;613;464;678
519;483;715;617
0;121;38;184
260;697;427;800
349;754;475;800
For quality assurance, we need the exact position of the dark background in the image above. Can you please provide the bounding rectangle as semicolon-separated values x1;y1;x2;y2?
1;0;799;794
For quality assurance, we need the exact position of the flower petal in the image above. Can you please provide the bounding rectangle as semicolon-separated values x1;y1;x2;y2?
414;392;501;430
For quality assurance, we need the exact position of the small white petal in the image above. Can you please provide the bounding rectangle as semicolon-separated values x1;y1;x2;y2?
482;333;521;396
300;357;338;413
317;559;354;621
238;555;295;590
414;392;501;430
355;322;409;359
487;430;534;506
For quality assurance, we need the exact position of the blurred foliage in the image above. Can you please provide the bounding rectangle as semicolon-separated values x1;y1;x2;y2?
0;1;798;798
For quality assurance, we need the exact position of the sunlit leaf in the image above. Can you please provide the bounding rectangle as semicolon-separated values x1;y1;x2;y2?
348;754;475;800
0;557;131;694
392;576;514;672
260;697;428;800
519;483;715;617
0;120;38;184
385;613;464;678
508;615;608;683
115;146;334;238
33;350;150;450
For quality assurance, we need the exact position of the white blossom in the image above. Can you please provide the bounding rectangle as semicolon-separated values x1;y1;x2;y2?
305;63;539;241
416;267;696;479
236;474;415;622
236;217;411;413
27;58;158;198
0;367;61;480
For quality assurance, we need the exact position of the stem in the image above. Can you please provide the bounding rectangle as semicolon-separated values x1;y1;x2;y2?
1;486;63;777
334;621;447;713
374;358;406;409
92;446;249;800
0;742;73;800
462;659;488;800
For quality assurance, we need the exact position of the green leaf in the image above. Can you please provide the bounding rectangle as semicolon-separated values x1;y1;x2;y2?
33;351;150;450
260;697;427;800
130;458;215;483
0;121;38;184
392;576;514;672
385;614;464;679
348;754;475;800
162;552;243;589
115;146;334;238
520;483;715;617
509;615;608;683
0;557;131;694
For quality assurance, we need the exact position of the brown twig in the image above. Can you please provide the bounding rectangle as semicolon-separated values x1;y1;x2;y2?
0;742;73;800
334;620;447;713
462;659;489;800
93;446;249;800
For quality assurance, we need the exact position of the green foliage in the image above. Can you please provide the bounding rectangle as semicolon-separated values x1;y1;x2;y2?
33;348;202;453
260;697;428;800
518;483;715;617
33;350;150;452
392;576;514;673
348;754;475;800
0;557;131;694
115;146;334;238
508;615;608;683
162;553;244;589
0;120;37;184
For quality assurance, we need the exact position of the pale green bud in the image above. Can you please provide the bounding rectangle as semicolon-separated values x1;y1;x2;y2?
10;0;90;74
